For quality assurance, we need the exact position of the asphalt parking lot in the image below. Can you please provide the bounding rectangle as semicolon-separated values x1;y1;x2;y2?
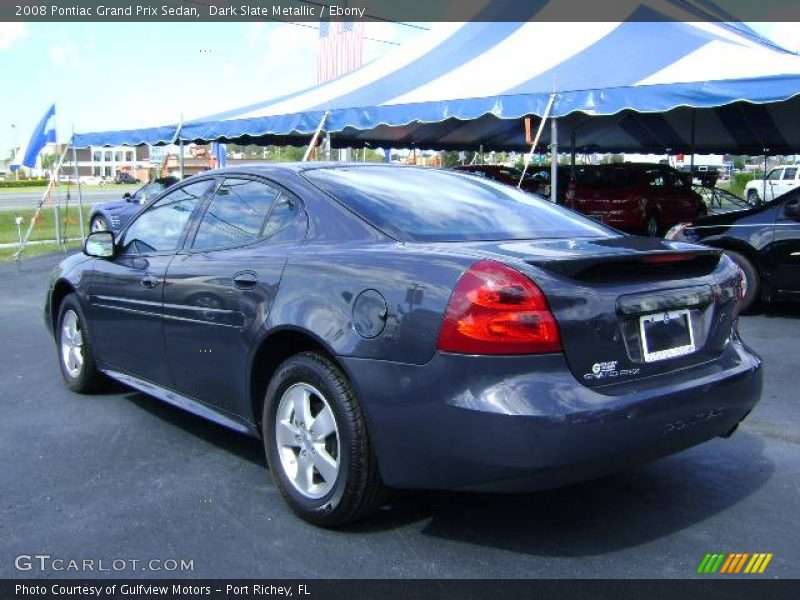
1;252;798;579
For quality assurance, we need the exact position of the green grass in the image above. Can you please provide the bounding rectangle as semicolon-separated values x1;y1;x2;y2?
0;240;82;262
0;183;139;194
0;205;91;244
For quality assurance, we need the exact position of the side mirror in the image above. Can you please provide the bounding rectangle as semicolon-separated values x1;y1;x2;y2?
785;199;800;219
123;192;132;201
84;231;116;258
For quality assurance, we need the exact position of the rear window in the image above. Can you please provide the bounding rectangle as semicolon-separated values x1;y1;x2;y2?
577;167;637;189
303;166;615;242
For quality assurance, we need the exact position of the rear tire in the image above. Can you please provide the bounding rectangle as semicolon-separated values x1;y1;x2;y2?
725;250;759;314
263;352;386;527
56;293;104;393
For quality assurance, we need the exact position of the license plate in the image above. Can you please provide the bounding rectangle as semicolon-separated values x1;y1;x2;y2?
639;309;696;363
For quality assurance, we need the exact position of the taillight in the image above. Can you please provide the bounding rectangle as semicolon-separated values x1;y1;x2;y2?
437;260;562;355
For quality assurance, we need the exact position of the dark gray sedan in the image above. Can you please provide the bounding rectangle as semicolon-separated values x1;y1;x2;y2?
45;164;762;526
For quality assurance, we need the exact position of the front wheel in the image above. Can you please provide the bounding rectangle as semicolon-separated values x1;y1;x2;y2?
747;189;760;205
263;352;386;526
56;293;104;392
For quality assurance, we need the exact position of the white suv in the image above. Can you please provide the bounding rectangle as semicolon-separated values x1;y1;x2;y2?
744;165;799;203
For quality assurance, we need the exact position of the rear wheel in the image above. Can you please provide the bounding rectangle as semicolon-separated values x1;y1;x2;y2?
90;216;110;232
725;250;759;313
56;293;104;392
645;214;660;238
263;352;386;526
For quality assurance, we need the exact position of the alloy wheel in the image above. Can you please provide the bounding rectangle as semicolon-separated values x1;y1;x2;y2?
275;382;340;499
60;309;84;379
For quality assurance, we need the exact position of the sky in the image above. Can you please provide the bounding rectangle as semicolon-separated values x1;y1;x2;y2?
0;20;425;153
0;20;796;156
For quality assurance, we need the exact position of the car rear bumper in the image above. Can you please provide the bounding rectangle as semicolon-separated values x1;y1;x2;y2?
341;338;762;491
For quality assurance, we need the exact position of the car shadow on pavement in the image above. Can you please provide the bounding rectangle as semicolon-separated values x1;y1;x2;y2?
116;386;774;553
417;433;772;556
122;391;267;467
349;433;773;556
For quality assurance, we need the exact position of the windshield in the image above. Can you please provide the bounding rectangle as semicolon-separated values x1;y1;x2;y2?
303;166;616;242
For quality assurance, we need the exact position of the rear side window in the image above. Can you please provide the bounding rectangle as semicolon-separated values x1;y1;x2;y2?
783;167;797;180
576;167;636;189
304;166;614;242
193;178;279;249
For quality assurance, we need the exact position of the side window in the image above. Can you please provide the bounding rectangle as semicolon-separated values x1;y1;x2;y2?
192;178;279;249
121;180;212;254
263;193;300;238
782;167;797;180
768;169;783;181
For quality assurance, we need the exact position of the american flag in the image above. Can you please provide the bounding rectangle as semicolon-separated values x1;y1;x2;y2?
317;20;365;83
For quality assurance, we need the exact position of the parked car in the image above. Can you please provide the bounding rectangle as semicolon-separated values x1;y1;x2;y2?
666;188;800;312
46;164;761;526
114;171;139;185
743;164;800;204
565;164;706;236
82;175;108;186
451;165;540;193
88;176;179;232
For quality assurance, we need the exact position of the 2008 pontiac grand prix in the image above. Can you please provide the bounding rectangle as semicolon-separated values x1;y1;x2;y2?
45;164;762;526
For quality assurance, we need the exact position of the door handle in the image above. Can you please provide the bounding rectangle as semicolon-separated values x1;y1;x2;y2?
141;274;160;289
233;271;258;290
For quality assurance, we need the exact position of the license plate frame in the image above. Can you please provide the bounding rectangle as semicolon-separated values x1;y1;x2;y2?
639;309;696;363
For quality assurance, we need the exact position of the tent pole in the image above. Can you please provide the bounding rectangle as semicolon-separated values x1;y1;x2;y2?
518;93;557;188
303;111;329;162
763;150;768;202
70;132;85;242
550;117;558;203
179;139;185;180
690;108;696;179
325;133;332;161
570;131;576;177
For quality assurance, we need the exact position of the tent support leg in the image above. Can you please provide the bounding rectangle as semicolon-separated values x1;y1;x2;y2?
690;108;696;179
71;135;85;242
570;131;576;177
179;140;185;179
303;112;330;162
518;93;557;189
550;117;558;203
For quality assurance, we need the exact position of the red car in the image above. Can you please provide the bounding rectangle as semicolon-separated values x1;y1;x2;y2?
565;164;707;236
451;165;541;193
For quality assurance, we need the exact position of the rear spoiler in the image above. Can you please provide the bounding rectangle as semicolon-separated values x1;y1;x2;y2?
527;247;723;282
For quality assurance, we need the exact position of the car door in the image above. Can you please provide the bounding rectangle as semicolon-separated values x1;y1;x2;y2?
88;179;215;385
779;166;799;199
764;168;783;201
162;176;308;416
770;192;800;296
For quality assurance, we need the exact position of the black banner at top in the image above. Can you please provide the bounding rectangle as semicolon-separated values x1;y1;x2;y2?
4;0;800;22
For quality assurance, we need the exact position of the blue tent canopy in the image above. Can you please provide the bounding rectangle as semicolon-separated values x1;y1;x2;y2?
73;2;800;153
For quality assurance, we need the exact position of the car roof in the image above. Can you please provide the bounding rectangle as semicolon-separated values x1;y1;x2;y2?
198;162;432;178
